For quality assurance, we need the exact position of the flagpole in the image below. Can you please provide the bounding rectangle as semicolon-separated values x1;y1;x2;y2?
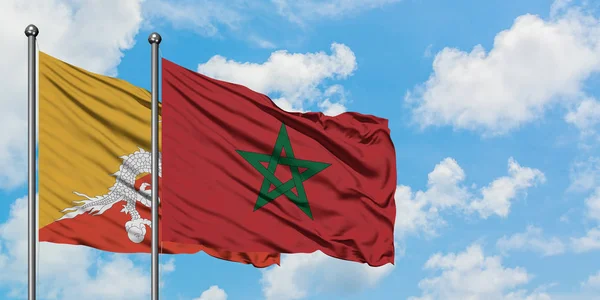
24;24;39;300
149;32;162;300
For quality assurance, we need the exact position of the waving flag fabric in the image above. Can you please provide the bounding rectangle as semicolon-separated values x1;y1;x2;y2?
161;58;396;267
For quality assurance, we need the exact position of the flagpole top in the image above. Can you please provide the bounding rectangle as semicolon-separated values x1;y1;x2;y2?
24;24;39;37
148;32;162;45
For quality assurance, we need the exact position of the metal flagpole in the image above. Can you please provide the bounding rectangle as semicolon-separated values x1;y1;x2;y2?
148;32;162;300
25;24;39;300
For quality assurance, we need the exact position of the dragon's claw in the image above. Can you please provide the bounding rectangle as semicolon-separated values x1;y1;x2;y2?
136;183;160;207
125;219;151;243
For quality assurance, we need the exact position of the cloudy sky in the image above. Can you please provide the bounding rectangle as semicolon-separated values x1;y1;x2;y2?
1;0;600;299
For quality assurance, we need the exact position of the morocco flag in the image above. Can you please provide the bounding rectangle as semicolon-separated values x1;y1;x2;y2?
161;59;397;266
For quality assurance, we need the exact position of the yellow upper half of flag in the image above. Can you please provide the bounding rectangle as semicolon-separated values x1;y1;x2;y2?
39;51;161;229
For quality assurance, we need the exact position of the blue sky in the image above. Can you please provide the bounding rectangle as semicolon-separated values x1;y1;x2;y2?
1;0;600;299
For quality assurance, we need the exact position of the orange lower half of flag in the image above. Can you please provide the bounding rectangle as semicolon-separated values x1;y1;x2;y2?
39;174;279;268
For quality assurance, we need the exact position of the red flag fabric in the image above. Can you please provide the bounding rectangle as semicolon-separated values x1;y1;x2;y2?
161;58;396;267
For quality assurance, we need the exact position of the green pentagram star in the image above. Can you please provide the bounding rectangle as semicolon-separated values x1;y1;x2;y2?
236;124;330;219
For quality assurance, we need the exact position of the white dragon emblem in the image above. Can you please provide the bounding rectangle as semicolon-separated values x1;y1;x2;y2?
58;147;161;244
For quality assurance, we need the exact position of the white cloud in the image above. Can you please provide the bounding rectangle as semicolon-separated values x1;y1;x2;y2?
394;158;468;239
571;228;600;253
197;43;356;113
424;44;434;58
565;97;600;138
272;0;401;25
582;270;600;289
0;0;144;189
406;4;600;135
260;251;393;300
496;226;566;257
503;290;553;300
318;99;346;116
585;188;600;221
468;158;546;218
570;189;600;253
143;0;244;37
0;196;174;299
194;285;228;300
409;244;550;300
396;157;545;239
248;35;277;49
569;157;600;192
69;255;150;300
160;257;176;273
550;0;574;17
317;85;348;116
